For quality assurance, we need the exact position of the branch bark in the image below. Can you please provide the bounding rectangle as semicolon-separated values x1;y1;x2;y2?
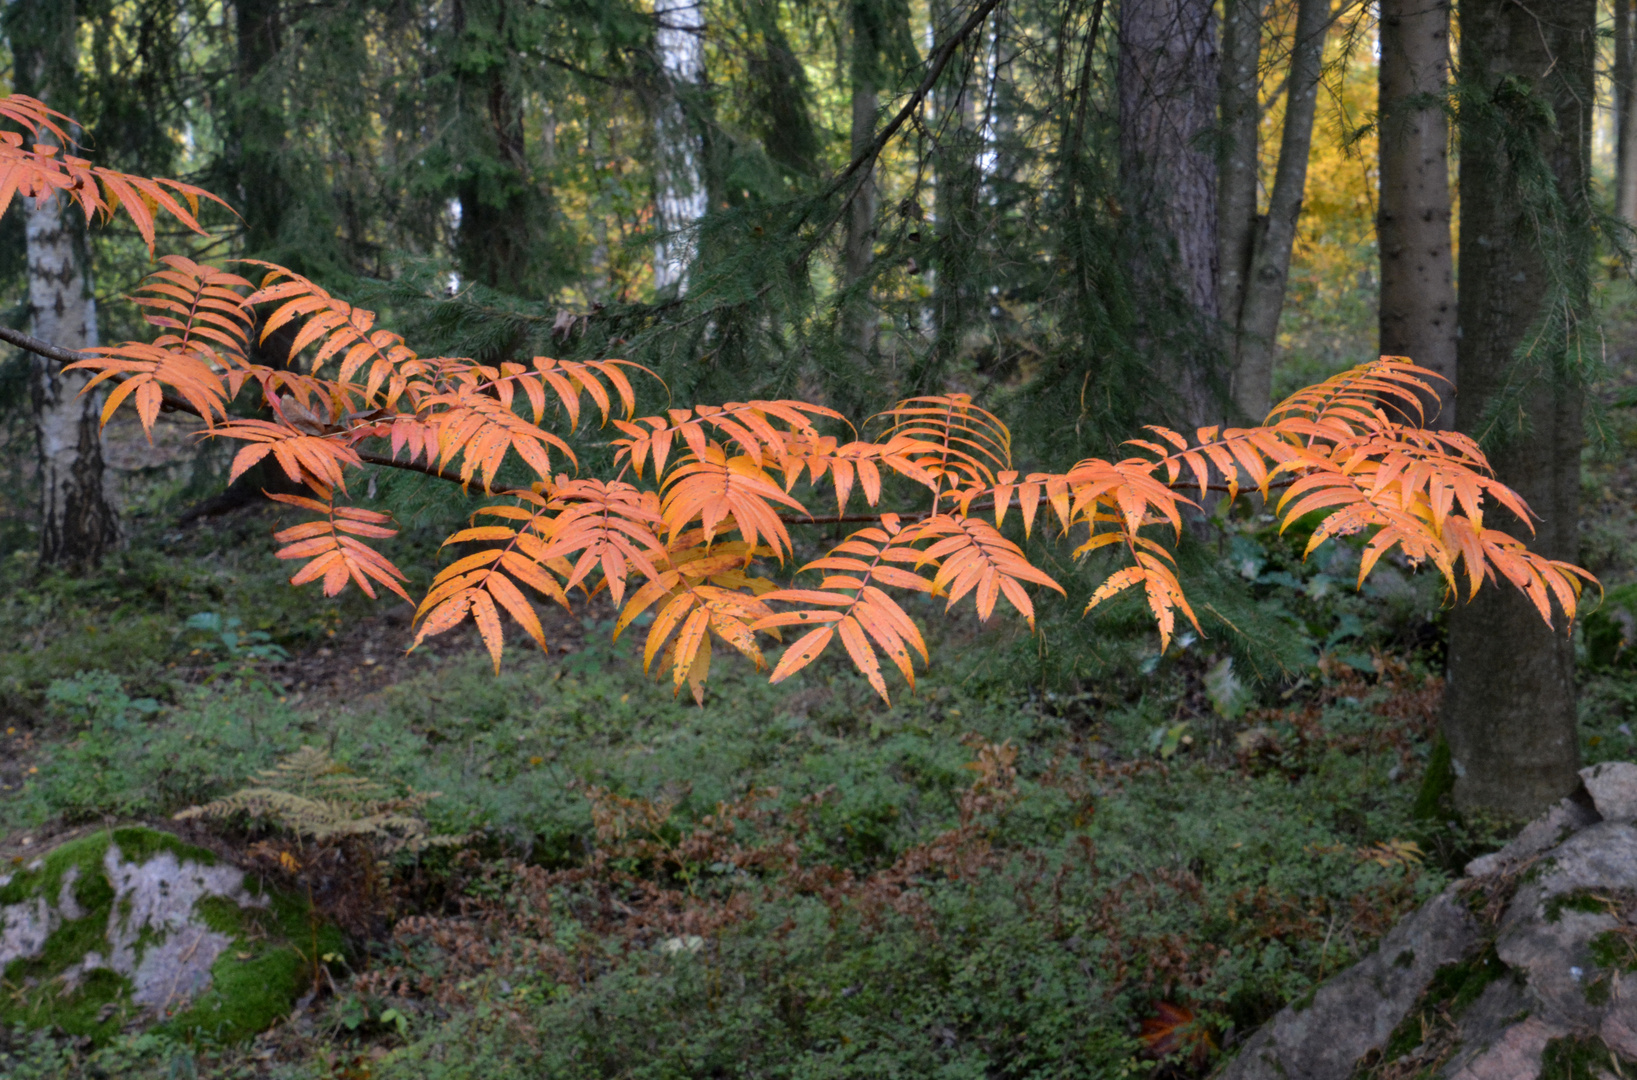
822;0;1005;202
3;323;1294;531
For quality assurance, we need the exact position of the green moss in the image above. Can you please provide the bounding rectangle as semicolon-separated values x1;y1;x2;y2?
1590;928;1637;972
108;826;217;866
0;827;327;1045
1374;946;1508;1064
1539;1035;1635;1080
1412;737;1455;822
1545;890;1613;924
164;888;343;1042
0;830;114;907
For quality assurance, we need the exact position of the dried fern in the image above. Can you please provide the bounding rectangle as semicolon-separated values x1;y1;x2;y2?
176;745;464;856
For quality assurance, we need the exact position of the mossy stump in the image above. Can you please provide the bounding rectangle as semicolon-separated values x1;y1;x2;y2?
0;827;339;1043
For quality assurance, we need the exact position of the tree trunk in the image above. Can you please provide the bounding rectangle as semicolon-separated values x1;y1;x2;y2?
449;0;538;293
1443;0;1595;821
1616;0;1637;225
653;0;707;295
1377;0;1455;427
230;0;287;256
1116;0;1220;428
920;0;984;391
1216;0;1264;385
841;5;881;363
1224;0;1326;423
26;192;118;570
7;0;119;570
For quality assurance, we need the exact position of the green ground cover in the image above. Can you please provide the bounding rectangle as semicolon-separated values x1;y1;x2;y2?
0;496;1536;1080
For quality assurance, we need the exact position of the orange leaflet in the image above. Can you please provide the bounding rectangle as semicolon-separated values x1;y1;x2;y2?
612;543;780;704
873;394;1012;493
78;248;1599;703
268;493;409;602
612;400;842;479
659;445;807;558
908;515;1065;627
215;419;362;492
753;523;935;703
411;504;576;671
529;479;667;607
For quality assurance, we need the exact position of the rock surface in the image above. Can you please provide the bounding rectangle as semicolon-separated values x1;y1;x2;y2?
1218;763;1637;1079
0;827;331;1042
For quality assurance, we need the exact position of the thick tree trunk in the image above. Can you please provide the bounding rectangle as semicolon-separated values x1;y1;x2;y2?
1617;0;1637;225
1443;0;1595;821
1216;0;1264;383
26;193;118;570
231;0;287;256
652;0;707;295
1224;0;1326;423
1117;0;1220;427
450;0;537;293
1377;0;1455;427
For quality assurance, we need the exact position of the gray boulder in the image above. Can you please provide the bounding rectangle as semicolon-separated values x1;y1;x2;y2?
0;826;337;1042
1218;763;1637;1079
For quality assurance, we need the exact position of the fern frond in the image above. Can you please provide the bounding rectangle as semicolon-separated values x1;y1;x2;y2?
175;746;458;855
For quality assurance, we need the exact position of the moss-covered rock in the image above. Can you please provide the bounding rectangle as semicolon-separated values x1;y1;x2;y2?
0;827;338;1043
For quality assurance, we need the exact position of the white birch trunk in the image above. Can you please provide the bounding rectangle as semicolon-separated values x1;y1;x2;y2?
27;190;118;568
653;0;707;295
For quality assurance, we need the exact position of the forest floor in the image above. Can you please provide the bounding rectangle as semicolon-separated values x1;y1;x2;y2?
3;395;1637;1077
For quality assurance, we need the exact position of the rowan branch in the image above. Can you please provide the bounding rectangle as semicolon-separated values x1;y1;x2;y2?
1;321;1290;525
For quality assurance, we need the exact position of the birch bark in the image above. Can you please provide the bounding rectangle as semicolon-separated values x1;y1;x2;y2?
652;0;707;295
1616;0;1637;225
8;0;119;568
27;191;118;569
